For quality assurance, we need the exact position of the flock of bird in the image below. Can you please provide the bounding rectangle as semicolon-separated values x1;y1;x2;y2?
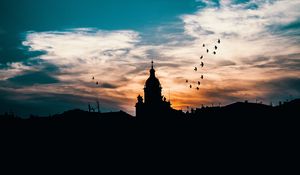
186;39;221;90
91;38;221;91
92;76;100;86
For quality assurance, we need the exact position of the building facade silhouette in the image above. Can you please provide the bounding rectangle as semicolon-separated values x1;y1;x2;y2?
135;61;180;119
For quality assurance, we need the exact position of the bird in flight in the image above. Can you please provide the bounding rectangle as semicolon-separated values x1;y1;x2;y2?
207;49;209;53
201;75;204;79
198;81;201;85
203;44;205;47
200;55;203;59
96;82;99;85
194;67;198;71
201;62;204;67
186;80;188;83
190;85;192;88
196;87;199;90
92;76;95;80
213;51;216;55
215;46;217;50
218;39;221;44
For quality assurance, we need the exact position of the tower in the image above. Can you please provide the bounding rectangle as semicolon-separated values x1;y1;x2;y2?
135;61;173;118
144;61;163;105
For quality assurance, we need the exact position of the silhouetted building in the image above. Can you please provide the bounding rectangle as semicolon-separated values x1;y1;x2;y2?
135;61;181;119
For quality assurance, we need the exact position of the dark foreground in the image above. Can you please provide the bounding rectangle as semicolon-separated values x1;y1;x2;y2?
0;99;299;172
1;98;299;130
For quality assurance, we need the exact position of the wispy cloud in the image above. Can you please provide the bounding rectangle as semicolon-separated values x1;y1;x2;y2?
0;62;36;80
19;28;145;114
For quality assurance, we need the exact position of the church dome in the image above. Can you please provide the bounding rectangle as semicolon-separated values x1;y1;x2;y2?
145;75;161;88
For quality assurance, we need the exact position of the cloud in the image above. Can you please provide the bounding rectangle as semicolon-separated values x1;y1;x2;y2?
101;83;118;89
23;28;140;64
1;0;300;116
182;0;300;51
162;0;300;109
7;71;59;86
15;28;145;114
179;0;300;74
0;62;36;80
185;0;300;38
23;28;143;82
264;77;300;94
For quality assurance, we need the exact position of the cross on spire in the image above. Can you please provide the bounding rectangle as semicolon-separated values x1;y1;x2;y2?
149;60;155;77
151;60;154;69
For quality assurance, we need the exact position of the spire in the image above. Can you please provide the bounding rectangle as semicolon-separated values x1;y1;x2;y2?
150;60;155;77
151;60;154;69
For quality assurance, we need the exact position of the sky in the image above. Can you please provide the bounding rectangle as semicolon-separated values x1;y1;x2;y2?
0;0;300;116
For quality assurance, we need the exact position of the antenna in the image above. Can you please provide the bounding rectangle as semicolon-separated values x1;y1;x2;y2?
96;100;101;113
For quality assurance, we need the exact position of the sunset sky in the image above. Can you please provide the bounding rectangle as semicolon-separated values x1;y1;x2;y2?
0;0;300;116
